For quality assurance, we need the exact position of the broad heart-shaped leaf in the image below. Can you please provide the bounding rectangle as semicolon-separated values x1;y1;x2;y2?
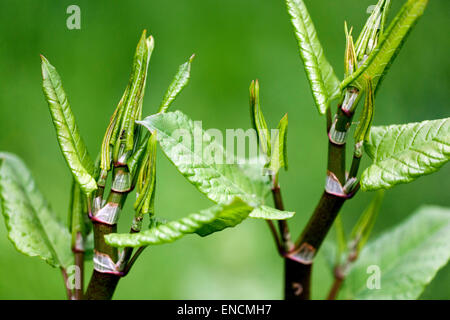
361;118;450;191
286;0;340;114
341;0;428;92
137;111;294;219
105;199;253;247
340;206;450;300
158;54;195;113
0;152;72;268
41;55;96;195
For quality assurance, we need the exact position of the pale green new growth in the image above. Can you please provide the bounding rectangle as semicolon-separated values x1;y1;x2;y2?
286;0;341;114
342;0;428;92
41;55;96;195
349;190;384;253
250;80;271;157
0;152;73;268
269;114;289;178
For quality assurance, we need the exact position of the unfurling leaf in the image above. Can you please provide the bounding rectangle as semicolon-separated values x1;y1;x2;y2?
268;113;288;179
0;152;72;268
286;0;341;114
127;132;150;176
41;55;96;195
105;199;253;247
342;0;428;92
341;206;450;300
361;118;450;191
101;30;154;171
354;0;391;62
344;22;357;78
349;190;384;254
134;133;157;216
249;80;271;157
354;78;374;157
158;54;195;113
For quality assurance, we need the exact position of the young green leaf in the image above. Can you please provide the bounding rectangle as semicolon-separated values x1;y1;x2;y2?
342;0;428;92
105;198;253;247
354;78;374;156
249;80;271;157
137;111;294;219
361;118;450;191
158;54;195;113
0;152;72;268
127;132;150;176
341;205;450;300
134;133;157;216
68;179;90;250
349;190;384;254
268;113;288;178
112;31;154;160
354;0;391;62
248;205;294;220
344;22;357;78
137;111;266;206
286;0;341;114
41;55;96;195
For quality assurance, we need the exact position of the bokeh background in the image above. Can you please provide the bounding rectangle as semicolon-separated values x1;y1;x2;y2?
0;0;449;299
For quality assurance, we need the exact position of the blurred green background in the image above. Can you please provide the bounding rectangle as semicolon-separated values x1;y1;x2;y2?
0;0;449;299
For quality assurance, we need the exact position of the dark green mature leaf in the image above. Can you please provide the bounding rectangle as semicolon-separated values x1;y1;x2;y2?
0;152;72;268
105;199;253;247
341;206;450;300
138;111;294;219
41;55;96;195
158;54;195;113
286;0;340;114
341;0;428;92
361;118;450;191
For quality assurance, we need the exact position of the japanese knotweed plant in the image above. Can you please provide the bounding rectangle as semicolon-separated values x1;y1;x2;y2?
103;0;447;300
1;30;283;300
0;0;449;301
